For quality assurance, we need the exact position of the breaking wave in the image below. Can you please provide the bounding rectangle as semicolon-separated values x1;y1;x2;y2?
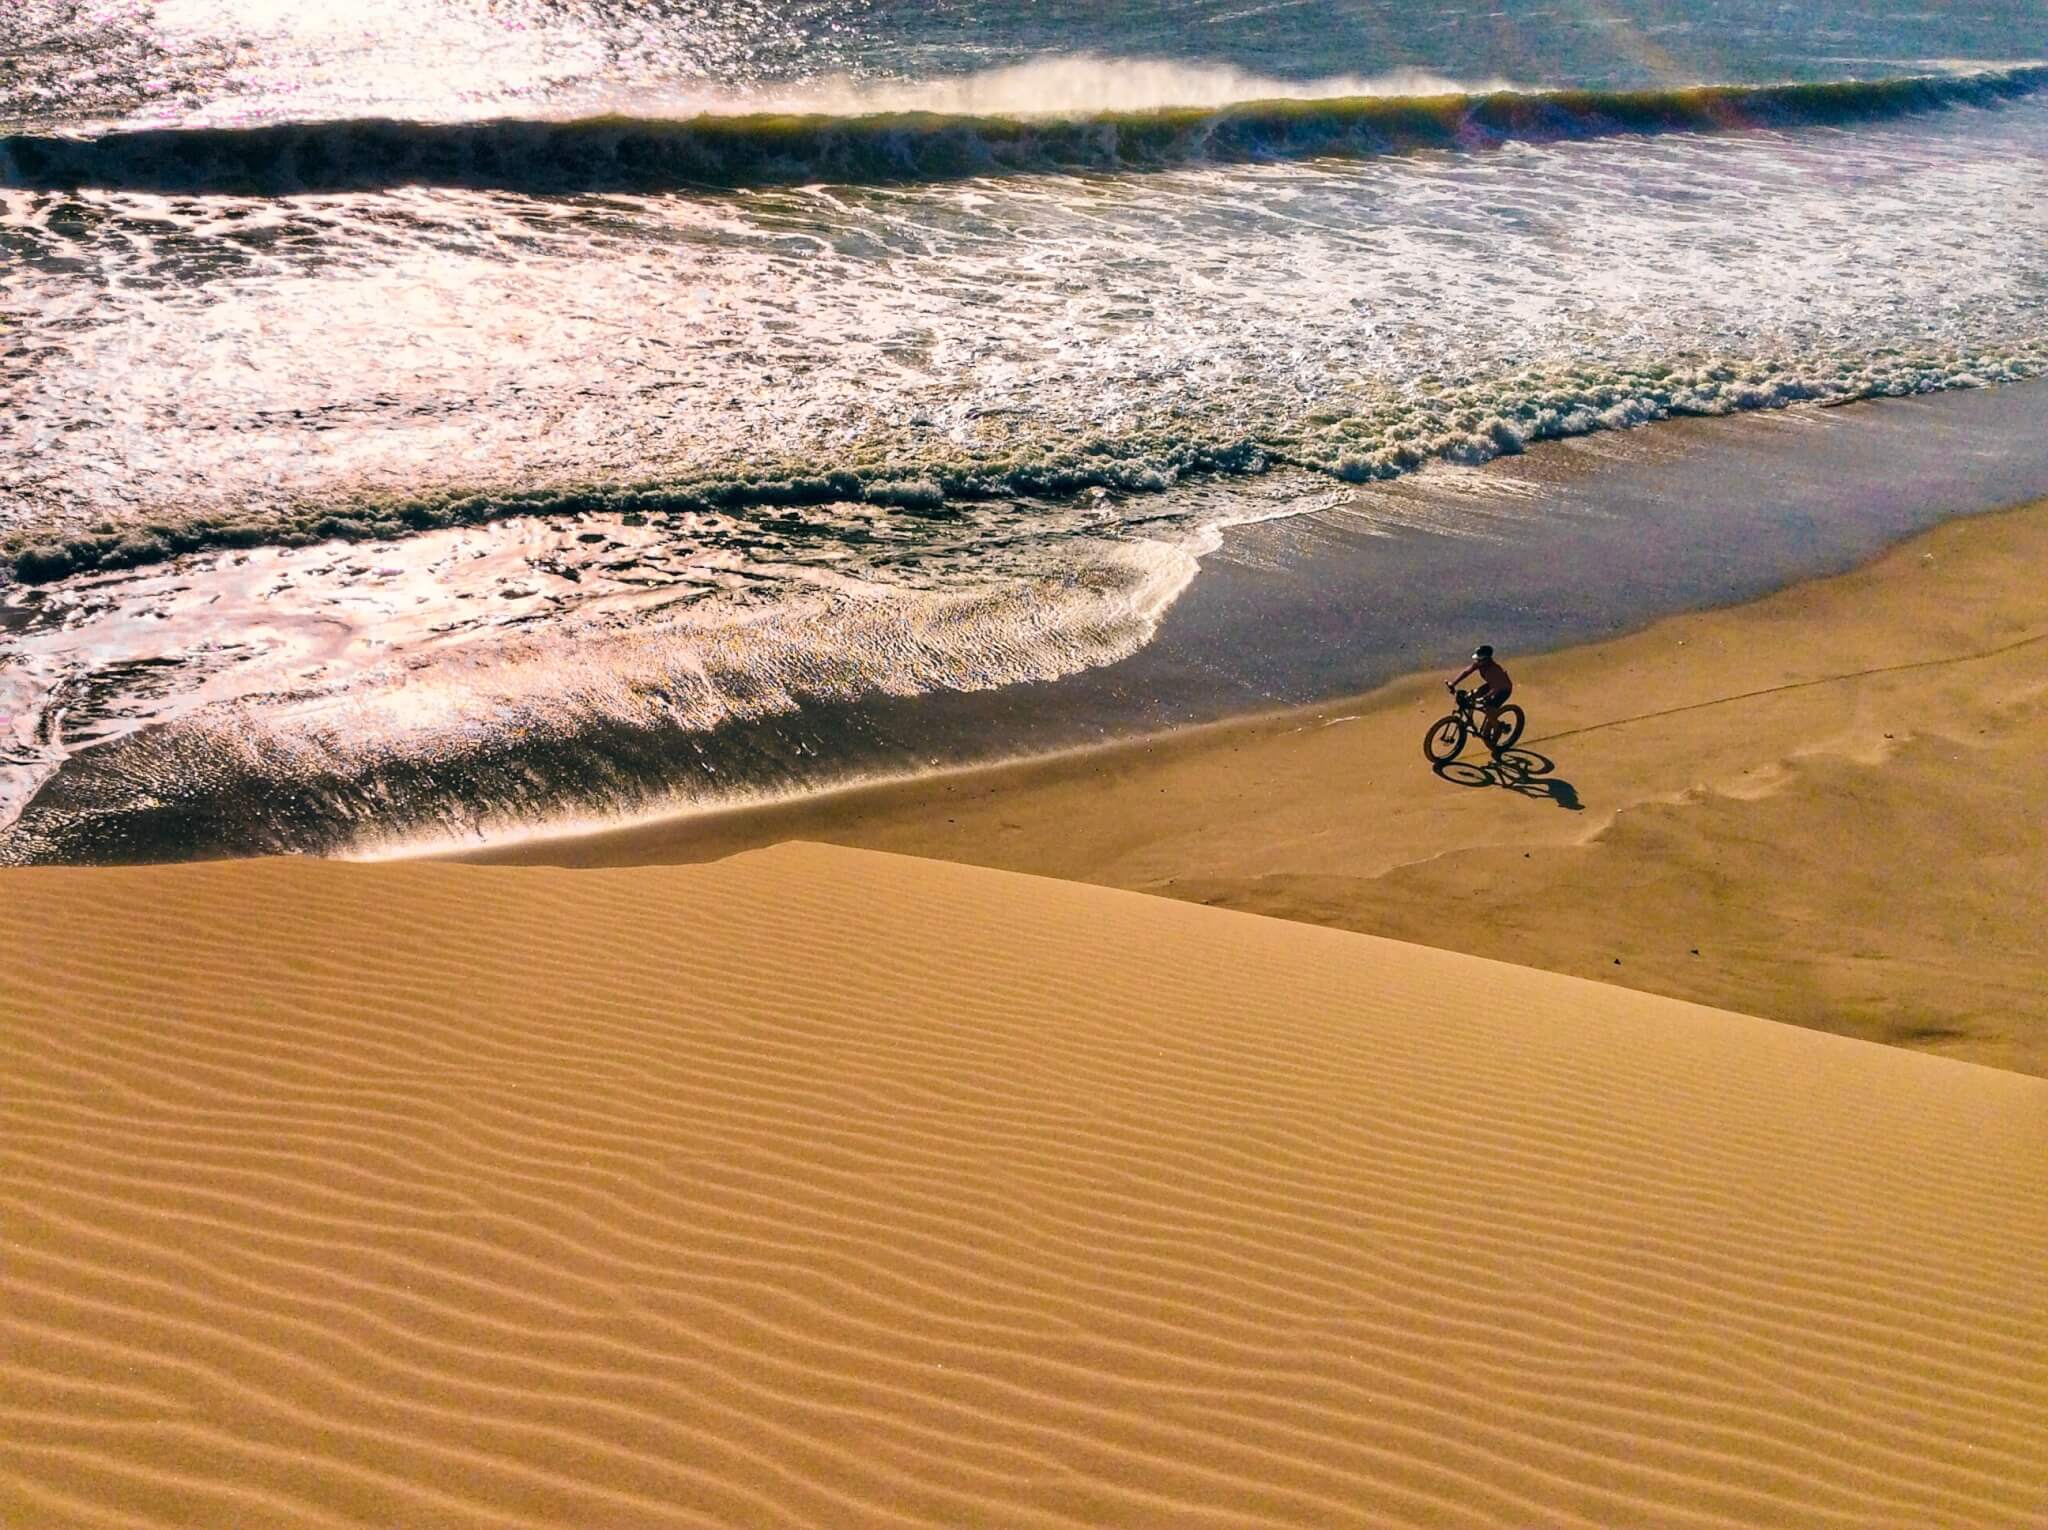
6;65;2044;195
9;344;2046;587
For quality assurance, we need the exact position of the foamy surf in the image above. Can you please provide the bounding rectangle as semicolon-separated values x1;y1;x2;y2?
0;498;1226;859
8;343;2044;587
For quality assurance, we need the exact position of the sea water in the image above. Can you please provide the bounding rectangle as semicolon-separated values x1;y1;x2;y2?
3;1;2045;858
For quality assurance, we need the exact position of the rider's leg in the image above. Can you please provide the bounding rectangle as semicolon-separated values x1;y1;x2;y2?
1480;700;1503;748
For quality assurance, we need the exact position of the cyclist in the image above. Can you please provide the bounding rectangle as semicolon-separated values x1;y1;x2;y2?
1448;644;1513;750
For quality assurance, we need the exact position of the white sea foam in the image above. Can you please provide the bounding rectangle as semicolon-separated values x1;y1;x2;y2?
753;57;1523;118
0;510;1216;854
7;91;2045;578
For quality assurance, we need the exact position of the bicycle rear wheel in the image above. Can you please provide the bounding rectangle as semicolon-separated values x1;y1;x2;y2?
1489;704;1526;751
1424;715;1468;764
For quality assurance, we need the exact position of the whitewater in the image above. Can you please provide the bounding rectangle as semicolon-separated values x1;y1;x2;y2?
3;0;2046;860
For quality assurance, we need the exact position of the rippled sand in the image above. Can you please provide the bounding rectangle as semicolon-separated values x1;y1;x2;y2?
6;844;2043;1523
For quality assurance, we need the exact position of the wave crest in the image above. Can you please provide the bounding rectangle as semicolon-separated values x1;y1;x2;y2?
6;65;2044;195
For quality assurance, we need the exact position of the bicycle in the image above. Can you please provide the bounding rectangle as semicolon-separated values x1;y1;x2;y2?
1424;686;1526;764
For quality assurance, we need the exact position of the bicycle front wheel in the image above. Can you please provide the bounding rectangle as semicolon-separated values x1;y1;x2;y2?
1490;704;1526;751
1424;715;1468;764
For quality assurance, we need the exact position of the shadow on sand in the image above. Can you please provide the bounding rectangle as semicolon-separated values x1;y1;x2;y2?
1433;747;1583;810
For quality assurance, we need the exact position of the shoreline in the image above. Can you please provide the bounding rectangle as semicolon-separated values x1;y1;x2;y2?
10;379;2048;864
422;377;2048;864
459;494;2048;1076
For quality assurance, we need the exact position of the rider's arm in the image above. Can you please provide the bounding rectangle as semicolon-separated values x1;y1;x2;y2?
1449;663;1475;687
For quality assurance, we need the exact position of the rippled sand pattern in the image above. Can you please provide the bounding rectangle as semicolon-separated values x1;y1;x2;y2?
5;846;2045;1525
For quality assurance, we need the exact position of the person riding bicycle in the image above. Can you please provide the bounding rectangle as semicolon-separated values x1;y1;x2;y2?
1449;644;1513;748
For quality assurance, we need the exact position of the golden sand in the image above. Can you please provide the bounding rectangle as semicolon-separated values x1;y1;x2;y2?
5;845;2045;1524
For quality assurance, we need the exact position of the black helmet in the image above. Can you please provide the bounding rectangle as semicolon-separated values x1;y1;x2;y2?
1473;644;1494;660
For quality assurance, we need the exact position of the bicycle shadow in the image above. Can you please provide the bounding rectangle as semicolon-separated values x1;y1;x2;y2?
1433;747;1584;811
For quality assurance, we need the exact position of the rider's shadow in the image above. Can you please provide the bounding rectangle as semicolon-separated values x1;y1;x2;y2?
1434;747;1583;810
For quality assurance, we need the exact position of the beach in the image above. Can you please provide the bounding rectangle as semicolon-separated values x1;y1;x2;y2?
464;494;2048;1078
8;476;2043;1523
8;2;2048;1519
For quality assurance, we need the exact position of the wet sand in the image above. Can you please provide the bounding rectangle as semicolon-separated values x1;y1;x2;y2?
466;495;2048;1077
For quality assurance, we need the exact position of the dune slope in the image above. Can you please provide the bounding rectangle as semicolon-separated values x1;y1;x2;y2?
4;845;2045;1525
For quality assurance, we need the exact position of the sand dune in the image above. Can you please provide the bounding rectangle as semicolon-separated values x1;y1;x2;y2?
4;844;2043;1524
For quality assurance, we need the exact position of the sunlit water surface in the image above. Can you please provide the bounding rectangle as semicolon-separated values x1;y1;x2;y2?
3;0;2045;858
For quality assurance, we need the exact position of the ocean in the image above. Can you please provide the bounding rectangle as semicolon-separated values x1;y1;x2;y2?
4;0;2046;860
